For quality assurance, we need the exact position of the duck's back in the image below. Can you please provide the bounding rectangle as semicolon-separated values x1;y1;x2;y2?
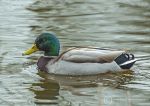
60;48;125;63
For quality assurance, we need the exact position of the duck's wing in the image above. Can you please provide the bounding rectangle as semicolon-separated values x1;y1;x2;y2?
59;47;126;63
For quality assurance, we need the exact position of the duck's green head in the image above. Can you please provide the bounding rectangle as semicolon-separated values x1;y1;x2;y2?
23;33;60;56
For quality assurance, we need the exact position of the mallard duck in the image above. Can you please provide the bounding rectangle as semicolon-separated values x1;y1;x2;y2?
23;33;136;75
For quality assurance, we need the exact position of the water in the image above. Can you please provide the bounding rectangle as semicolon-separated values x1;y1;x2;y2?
0;0;150;106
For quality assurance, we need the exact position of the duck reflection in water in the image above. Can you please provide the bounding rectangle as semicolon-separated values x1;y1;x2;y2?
29;72;60;105
28;69;135;106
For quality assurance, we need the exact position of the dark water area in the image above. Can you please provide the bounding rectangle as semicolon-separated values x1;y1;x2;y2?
0;0;150;106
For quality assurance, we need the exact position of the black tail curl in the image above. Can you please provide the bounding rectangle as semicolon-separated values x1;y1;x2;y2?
114;53;136;69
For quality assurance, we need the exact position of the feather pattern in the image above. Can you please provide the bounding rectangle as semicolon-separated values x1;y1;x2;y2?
45;47;133;75
60;47;125;63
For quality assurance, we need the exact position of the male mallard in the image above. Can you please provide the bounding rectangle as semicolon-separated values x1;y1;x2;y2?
23;33;136;75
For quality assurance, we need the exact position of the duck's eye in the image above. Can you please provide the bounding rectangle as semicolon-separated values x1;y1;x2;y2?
39;39;43;43
36;39;44;44
42;39;46;42
40;38;47;43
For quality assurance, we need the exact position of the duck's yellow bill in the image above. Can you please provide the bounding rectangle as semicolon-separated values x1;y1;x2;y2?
23;44;39;55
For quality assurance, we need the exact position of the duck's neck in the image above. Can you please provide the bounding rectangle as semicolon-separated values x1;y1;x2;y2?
44;51;59;56
44;42;60;56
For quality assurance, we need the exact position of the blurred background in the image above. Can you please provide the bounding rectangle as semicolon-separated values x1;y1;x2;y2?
0;0;150;106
